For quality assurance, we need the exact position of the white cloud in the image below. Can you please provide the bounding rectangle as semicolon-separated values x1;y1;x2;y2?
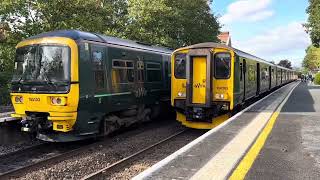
220;0;274;24
233;22;311;67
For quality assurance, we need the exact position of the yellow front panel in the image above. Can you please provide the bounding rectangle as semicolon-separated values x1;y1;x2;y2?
171;49;189;106
192;57;207;104
212;48;235;110
11;37;79;132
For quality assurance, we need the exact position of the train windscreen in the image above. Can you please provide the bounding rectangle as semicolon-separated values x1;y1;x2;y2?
13;45;70;84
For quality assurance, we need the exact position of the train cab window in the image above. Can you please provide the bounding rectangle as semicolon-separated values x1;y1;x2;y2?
146;62;162;82
91;45;105;90
112;59;134;84
174;54;186;79
214;53;231;79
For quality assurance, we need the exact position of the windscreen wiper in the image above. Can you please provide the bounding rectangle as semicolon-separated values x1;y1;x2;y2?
12;76;25;85
43;75;58;88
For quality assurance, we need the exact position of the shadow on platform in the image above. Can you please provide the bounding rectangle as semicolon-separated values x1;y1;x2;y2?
281;82;317;113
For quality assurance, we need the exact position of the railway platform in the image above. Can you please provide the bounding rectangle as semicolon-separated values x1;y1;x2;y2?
134;81;320;180
0;111;18;123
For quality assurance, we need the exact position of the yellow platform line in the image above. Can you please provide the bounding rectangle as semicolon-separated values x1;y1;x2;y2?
229;82;299;180
229;111;280;180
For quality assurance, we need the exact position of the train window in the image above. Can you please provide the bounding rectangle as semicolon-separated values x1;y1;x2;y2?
214;53;231;79
94;71;105;89
146;62;162;82
174;54;186;79
248;65;256;81
112;59;134;83
91;46;105;90
262;68;268;80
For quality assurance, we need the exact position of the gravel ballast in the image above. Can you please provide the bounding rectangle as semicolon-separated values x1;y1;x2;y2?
15;119;186;179
100;129;206;180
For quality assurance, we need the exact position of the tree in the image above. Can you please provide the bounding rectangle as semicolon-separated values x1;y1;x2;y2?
303;45;320;71
305;0;320;47
278;59;292;69
0;0;128;40
0;0;221;105
0;0;128;105
126;0;220;49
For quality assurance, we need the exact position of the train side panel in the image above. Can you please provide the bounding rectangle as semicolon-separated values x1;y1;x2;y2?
75;42;171;136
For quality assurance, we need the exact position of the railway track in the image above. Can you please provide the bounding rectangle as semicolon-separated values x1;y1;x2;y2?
0;118;185;179
81;129;194;180
0;140;95;179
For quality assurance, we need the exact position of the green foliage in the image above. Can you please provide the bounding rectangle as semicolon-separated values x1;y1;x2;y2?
0;0;220;105
314;72;320;85
278;59;292;69
126;0;220;49
305;0;320;47
0;43;15;105
303;45;320;71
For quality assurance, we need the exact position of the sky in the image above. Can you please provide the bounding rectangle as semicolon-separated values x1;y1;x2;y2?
212;0;311;68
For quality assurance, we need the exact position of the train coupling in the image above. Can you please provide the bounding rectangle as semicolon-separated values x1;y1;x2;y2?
20;114;53;133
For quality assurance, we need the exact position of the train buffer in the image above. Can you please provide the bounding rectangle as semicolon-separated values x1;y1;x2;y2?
0;112;20;123
134;81;320;179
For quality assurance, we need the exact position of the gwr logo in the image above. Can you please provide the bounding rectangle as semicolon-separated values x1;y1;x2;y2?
29;97;40;102
194;83;206;88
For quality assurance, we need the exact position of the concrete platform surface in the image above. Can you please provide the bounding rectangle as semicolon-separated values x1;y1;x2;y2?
134;82;300;180
245;82;320;179
0;112;18;123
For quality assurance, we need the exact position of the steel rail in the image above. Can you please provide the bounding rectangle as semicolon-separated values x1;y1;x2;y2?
0;141;96;180
81;129;188;180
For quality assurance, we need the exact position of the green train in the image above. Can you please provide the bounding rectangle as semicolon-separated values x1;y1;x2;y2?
10;30;172;142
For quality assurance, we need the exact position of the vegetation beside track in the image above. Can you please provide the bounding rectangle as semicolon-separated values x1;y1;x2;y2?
314;72;320;85
303;0;320;72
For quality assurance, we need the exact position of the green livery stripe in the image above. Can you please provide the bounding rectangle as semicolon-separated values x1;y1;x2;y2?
94;92;132;98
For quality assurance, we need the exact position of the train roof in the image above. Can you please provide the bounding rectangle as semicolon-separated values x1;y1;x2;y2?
175;42;294;72
25;30;173;55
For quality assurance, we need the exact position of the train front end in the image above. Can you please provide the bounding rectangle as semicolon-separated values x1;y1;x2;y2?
10;37;80;141
172;43;234;129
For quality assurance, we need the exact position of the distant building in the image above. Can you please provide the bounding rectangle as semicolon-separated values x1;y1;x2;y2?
217;32;232;47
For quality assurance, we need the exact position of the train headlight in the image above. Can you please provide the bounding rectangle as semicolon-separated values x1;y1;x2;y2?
50;97;67;106
215;94;227;100
177;92;186;97
14;96;23;104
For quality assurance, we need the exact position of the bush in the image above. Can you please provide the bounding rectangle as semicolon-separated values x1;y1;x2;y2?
314;73;320;85
0;86;11;105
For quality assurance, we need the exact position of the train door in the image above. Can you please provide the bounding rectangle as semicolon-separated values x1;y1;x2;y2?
186;49;212;107
281;69;283;84
163;55;170;90
91;44;107;94
275;67;278;86
257;63;260;95
136;55;145;99
242;59;246;101
269;66;272;90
